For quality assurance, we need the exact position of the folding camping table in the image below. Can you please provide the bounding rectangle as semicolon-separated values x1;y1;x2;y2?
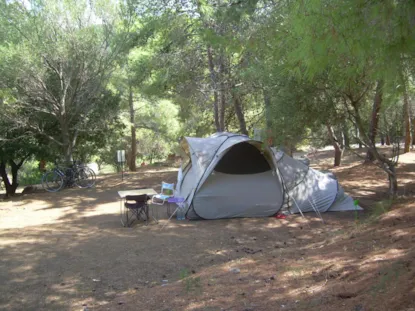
118;188;157;226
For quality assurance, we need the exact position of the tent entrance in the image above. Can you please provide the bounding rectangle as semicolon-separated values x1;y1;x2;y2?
214;142;271;174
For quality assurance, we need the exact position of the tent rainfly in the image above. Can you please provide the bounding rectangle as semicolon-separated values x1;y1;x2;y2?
175;132;362;220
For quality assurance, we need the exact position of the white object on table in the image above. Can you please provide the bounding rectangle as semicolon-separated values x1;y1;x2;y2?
118;188;157;198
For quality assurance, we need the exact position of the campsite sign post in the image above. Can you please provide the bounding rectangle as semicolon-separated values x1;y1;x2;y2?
117;150;126;181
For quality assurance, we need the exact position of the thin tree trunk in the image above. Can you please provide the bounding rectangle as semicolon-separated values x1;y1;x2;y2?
412;118;415;147
403;87;411;153
129;86;137;171
355;124;363;149
366;80;383;161
232;91;248;135
386;134;391;145
207;46;220;132
389;165;398;196
352;102;398;197
342;126;350;148
218;53;226;132
61;118;73;165
263;89;274;146
327;124;343;166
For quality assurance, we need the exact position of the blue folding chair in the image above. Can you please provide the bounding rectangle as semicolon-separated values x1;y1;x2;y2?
151;182;175;205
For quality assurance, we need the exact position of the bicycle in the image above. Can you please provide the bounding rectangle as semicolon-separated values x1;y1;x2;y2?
72;161;96;188
42;161;96;192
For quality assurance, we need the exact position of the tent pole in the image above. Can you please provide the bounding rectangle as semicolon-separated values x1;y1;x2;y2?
275;166;309;224
160;207;178;230
308;198;325;223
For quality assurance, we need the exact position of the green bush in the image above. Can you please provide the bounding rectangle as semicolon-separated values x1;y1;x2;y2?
19;160;44;186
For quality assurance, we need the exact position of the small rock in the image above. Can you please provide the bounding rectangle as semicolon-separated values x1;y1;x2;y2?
162;279;168;283
92;279;100;282
229;267;240;274
161;284;168;287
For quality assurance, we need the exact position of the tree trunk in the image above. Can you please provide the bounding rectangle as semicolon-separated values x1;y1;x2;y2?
338;130;345;149
263;89;274;146
351;102;398;197
61;118;73;165
343;127;350;149
366;80;383;161
0;160;21;196
207;46;220;132
326;124;343;166
232;91;248;135
218;54;226;132
403;88;411;153
412;118;415;147
388;165;398;197
386;134;391;145
355;124;363;149
129;86;137;171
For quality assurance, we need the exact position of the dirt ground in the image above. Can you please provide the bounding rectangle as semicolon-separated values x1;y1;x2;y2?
0;152;415;311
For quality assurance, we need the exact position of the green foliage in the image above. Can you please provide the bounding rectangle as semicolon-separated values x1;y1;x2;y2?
0;0;125;165
1;0;415;176
19;160;44;186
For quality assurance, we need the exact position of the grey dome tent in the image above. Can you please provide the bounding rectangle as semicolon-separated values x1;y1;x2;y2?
175;132;361;220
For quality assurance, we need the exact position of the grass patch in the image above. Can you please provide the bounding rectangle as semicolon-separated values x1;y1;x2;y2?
179;269;203;294
368;199;393;222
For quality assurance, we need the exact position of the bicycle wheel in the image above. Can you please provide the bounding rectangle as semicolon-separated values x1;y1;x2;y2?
42;171;64;192
85;167;96;182
74;167;95;188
